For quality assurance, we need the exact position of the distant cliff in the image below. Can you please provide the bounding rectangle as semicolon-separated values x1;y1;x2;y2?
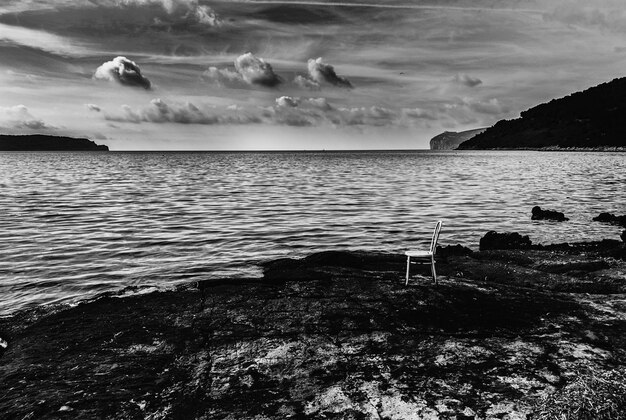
430;128;486;150
0;135;109;151
458;77;626;150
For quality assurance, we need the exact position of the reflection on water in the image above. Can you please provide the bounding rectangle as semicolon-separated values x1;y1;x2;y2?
1;150;624;315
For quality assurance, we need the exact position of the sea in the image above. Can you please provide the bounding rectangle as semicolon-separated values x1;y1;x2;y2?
1;150;624;316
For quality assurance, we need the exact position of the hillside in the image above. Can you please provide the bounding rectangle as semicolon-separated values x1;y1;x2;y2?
430;128;486;150
458;77;626;150
0;134;109;151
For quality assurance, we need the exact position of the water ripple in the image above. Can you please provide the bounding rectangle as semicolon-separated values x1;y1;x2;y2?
1;150;625;315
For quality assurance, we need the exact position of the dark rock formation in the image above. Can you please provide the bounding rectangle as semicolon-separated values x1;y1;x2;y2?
436;244;473;257
622;230;626;242
593;212;626;227
479;230;532;250
531;206;569;221
0;134;109;151
457;77;626;150
429;128;486;150
1;241;625;419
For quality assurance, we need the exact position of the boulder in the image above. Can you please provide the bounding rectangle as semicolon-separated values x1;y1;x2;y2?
479;231;532;251
592;212;626;227
531;206;568;221
436;244;473;257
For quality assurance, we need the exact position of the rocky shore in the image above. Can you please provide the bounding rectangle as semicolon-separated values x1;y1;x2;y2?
1;234;625;419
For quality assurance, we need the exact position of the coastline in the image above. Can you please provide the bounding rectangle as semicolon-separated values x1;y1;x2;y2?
454;147;626;152
1;235;625;418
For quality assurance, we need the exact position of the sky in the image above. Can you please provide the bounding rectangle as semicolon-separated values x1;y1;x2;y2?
1;0;626;150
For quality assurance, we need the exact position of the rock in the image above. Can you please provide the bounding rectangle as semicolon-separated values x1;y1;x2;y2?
0;338;7;349
622;230;626;242
0;247;625;419
536;260;609;274
436;244;473;257
479;231;532;251
592;212;626;227
531;206;568;221
429;128;487;150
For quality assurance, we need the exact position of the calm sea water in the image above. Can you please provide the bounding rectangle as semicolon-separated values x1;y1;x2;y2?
1;150;624;315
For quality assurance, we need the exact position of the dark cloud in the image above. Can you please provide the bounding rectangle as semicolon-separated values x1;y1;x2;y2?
307;57;353;88
453;73;483;88
94;56;151;89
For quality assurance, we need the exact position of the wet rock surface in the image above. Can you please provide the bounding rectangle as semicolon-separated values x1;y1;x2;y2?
1;241;625;419
531;206;569;222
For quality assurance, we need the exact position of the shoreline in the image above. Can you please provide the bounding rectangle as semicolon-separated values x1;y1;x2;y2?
1;235;625;418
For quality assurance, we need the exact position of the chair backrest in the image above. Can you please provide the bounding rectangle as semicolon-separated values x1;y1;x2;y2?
429;221;443;254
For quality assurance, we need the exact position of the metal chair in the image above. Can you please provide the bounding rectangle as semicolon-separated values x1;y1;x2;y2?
405;221;443;285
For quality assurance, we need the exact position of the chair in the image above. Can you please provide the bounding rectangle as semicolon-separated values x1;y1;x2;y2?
405;221;443;285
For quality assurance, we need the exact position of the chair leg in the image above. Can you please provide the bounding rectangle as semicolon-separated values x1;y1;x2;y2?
405;256;411;286
431;257;437;285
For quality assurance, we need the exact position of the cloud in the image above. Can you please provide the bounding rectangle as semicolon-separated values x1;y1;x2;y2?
0;105;52;130
94;56;151;89
202;67;246;87
306;97;332;110
275;96;299;107
307;57;353;88
104;99;261;124
294;75;321;90
268;98;425;127
203;53;282;88
402;108;438;120
543;2;626;32
443;97;508;116
234;53;281;87
118;0;220;26
465;98;507;115
453;73;483;88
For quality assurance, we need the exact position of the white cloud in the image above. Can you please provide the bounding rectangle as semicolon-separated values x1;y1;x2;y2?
294;75;321;90
0;105;52;130
94;56;151;89
234;53;281;87
306;98;332;110
307;57;353;88
104;99;261;125
202;67;246;87
276;96;299;107
101;0;220;27
204;53;282;88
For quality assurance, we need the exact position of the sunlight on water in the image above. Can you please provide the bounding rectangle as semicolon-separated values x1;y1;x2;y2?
1;150;624;315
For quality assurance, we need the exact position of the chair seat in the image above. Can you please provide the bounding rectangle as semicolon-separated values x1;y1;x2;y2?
405;250;433;258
